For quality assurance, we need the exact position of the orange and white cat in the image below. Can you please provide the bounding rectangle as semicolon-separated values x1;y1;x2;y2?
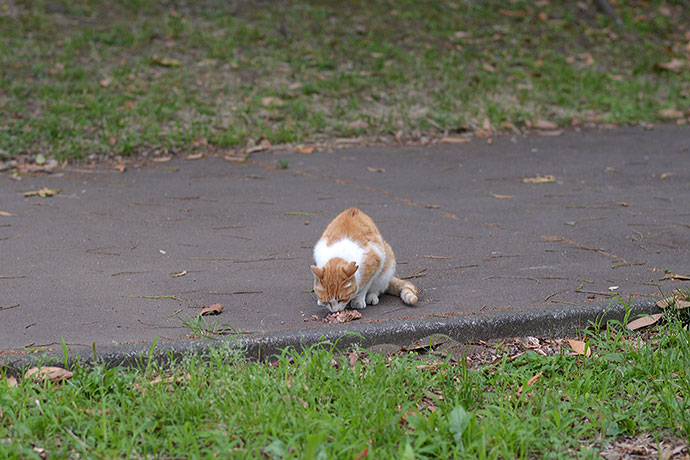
311;208;418;313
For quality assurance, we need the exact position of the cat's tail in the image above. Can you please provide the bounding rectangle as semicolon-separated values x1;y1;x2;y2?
387;277;418;305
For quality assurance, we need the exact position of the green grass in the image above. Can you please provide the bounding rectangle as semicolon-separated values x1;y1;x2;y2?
0;0;688;161
1;305;689;458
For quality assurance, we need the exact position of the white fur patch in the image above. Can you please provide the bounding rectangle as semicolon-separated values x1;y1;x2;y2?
313;237;365;285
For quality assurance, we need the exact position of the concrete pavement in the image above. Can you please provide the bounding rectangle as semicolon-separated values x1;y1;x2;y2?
1;125;688;366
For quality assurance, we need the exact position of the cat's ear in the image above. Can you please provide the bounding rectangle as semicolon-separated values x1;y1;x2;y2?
311;265;324;279
342;261;358;278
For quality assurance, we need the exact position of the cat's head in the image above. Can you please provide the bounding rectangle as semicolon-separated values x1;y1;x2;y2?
311;259;358;313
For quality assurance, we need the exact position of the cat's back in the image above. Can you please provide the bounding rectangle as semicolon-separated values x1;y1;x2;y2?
320;208;381;246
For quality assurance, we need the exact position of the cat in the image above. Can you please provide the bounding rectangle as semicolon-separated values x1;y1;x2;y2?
311;207;418;313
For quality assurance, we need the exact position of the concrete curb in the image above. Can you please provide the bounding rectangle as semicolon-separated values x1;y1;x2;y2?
1;298;661;373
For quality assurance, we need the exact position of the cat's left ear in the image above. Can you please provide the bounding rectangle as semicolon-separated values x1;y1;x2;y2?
342;261;358;278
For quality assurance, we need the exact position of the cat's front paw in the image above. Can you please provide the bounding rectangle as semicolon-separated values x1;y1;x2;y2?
365;293;379;305
351;298;366;310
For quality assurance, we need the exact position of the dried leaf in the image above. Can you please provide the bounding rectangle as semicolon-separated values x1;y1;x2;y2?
224;152;247;162
171;270;187;278
5;375;18;387
517;371;543;397
656;294;690;310
568;339;591;357
24;187;61;198
532;119;558;130
656;58;684;73
246;139;272;154
200;303;223;316
32;447;46;460
295;145;316;154
349;120;369;130
482;62;496;73
99;78;111;88
148;373;191;386
367;167;385;173
627;313;663;331
354;446;369;460
490;193;513;199
261;96;284;107
660;172;675;180
186;153;203;160
152;55;181;67
440;136;471;143
323;309;362;323
522;175;555;184
24;366;73;383
0;211;14;216
658;108;684;119
152;156;172;163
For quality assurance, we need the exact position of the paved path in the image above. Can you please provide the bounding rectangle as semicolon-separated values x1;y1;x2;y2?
1;125;688;363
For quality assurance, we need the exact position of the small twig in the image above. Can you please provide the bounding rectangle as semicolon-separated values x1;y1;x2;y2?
284;212;320;216
209;290;263;295
0;304;20;311
111;271;151;277
124;295;178;300
575;289;616;297
483;275;539;284
400;268;427;280
0;275;26;280
424;255;451;260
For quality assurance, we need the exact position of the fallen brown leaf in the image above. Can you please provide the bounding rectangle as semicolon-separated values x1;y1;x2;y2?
261;96;284;107
658;108;684;119
482;62;496;72
246;139;272;154
367;167;385;173
186;153;203;160
295;145;316;154
660;172;676;180
0;211;13;216
626;313;664;331
517;371;543;397
5;375;18;387
354;446;369;460
224;152;247;162
32;447;46;460
99;78;111;88
152;55;181;67
349;120;369;130
440;136;471;143
152;156;172;163
200;303;224;316
148;373;191;386
568;339;591;357
24;366;73;383
656;58;684;73
532;119;558;130
171;270;187;278
522;175;555;184
656;292;690;310
24;187;61;198
490;193;513;199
